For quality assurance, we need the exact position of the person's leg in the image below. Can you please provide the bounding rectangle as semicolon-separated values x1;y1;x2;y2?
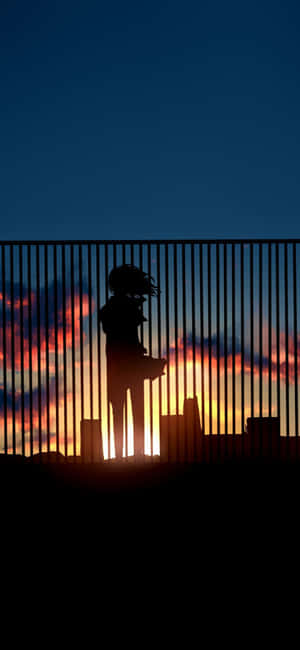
131;381;145;457
111;393;125;459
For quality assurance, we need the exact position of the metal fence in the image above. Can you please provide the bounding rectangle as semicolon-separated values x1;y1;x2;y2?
0;239;299;461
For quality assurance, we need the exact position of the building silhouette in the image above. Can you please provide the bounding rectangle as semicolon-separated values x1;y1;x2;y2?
160;406;299;462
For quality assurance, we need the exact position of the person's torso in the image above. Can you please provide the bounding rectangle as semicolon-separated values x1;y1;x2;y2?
99;295;144;351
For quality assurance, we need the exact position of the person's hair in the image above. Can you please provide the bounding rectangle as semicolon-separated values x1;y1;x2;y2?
108;264;159;297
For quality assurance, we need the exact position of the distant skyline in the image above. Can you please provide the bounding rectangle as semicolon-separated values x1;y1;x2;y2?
1;0;300;241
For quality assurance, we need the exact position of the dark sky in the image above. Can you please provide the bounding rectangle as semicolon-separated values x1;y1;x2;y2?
1;0;300;241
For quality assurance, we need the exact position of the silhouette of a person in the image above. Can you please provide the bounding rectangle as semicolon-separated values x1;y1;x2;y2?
99;264;166;459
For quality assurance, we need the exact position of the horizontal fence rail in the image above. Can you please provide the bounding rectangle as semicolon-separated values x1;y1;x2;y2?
0;240;299;462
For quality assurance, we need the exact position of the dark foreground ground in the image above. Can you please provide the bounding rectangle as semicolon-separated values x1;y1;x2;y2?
1;454;299;596
1;453;300;520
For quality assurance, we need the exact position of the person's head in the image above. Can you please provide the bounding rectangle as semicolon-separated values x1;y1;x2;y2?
108;264;159;297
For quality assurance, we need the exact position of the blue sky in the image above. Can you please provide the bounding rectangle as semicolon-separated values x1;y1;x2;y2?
1;0;300;240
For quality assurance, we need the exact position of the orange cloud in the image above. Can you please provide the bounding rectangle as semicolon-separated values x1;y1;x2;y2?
0;291;94;373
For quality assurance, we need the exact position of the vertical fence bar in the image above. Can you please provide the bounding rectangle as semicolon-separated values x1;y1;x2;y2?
232;243;235;439
28;245;33;455
131;244;136;451
87;244;93;460
10;245;16;453
54;245;59;454
148;243;153;457
224;243;228;439
293;243;298;440
191;244;196;399
121;243;128;457
285;242;289;439
36;245;42;454
156;243;162;459
79;244;84;458
1;246;7;453
121;243;127;456
250;243;254;421
259;243;263;450
112;240;116;467
276;243;281;430
216;243;220;460
19;245;25;456
216;243;220;438
182;244;187;459
165;244;170;461
173;243;179;460
104;243;110;458
182;244;187;403
96;244;102;457
191;243;196;458
88;244;93;424
139;244;144;459
70;244;76;456
129;242;134;455
62;244;67;457
44;244;50;453
200;243;205;445
240;244;245;446
268;243;272;419
208;244;212;441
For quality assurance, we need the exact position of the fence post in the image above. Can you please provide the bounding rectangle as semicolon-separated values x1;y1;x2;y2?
80;420;104;462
